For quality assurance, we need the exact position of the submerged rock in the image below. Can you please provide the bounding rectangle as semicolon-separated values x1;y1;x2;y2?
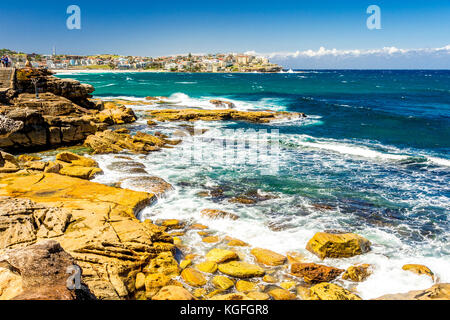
306;231;371;259
206;248;239;264
291;263;344;284
201;209;239;220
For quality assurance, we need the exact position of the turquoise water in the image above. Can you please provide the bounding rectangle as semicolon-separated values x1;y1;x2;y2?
58;70;450;298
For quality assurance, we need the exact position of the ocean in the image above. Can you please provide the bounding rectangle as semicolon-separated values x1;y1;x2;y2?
57;70;450;299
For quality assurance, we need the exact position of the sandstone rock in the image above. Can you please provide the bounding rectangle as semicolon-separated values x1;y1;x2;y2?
121;176;174;197
236;280;258;292
180;259;192;269
181;268;207;287
200;209;239;220
17;154;42;162
306;232;371;259
58;165;103;180
342;264;372;282
375;283;450;300
402;264;434;280
250;248;286;266
148;109;305;124
309;283;362;300
144;273;171;298
280;281;297;290
0;172;176;300
226;238;249;247
0;240;94;300
56;151;98;168
23;161;47;171
268;288;296;300
209;99;235;109
0;266;23;300
152;285;194;300
202;236;220;243
246;291;270;300
218;261;265;279
0;151;20;173
196;261;218;273
190;223;208;230
291;263;344;284
84;130;169;155
212;276;235;290
209;293;252;300
206;248;239;264
263;275;278;283
160;219;184;230
286;251;306;264
135;273;145;291
97;102;136;125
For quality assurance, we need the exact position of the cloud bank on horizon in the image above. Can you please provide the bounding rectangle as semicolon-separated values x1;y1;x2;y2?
247;45;450;69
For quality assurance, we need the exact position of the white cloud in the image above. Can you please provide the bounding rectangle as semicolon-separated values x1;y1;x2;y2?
246;45;450;59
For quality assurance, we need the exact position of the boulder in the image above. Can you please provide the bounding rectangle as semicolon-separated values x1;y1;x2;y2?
212;276;235;290
152;285;194;300
268;288;297;300
309;283;362;300
291;263;344;284
181;268;207;287
250;248;286;266
306;232;371;259
236;280;258;292
206;248;239;264
122;176;174;197
0;151;20;173
217;261;265;278
56;151;98;168
209;99;235;109
196;261;218;273
247;291;270;300
402;264;434;280
144;273;171;298
342;264;372;282
0;240;95;300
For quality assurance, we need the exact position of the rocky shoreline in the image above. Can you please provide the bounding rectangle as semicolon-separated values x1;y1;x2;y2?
0;68;448;300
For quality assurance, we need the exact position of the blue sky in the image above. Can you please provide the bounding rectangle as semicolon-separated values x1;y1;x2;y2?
1;0;449;68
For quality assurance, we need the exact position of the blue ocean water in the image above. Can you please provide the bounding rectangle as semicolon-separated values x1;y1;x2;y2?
58;70;450;298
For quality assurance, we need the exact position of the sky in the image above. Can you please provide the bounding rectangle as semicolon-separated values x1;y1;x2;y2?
1;0;449;68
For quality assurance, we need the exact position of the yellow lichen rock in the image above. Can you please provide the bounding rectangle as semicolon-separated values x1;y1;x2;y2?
56;152;98;168
262;275;277;283
0;172;177;300
342;264;372;282
246;291;270;300
306;232;371;259
202;236;220;243
17;154;42;162
268;288;297;300
58;165;103;180
212;276;235;290
217;261;265;279
134;273;145;291
196;261;218;273
402;264;434;280
309;283;362;300
180;259;192;269
145;273;171;298
250;248;286;266
209;293;252;300
152;285;194;300
181;268;207;287
280;281;297;290
206;248;239;264
236;280;258;292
